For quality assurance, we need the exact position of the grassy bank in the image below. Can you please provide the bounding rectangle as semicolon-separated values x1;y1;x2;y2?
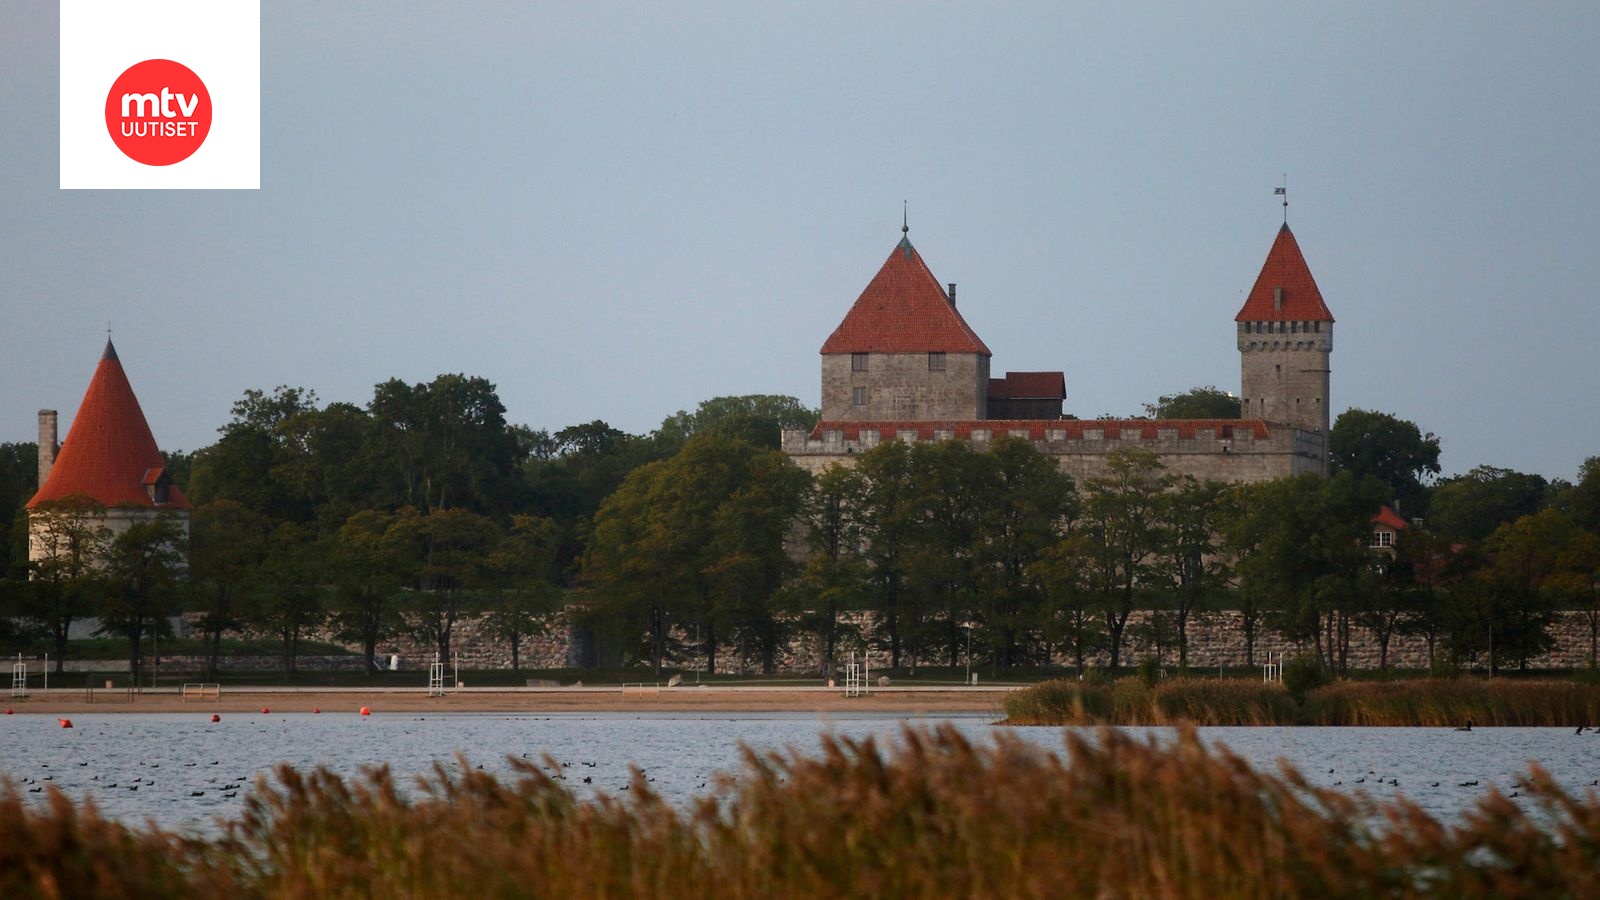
1004;677;1600;727
6;725;1600;898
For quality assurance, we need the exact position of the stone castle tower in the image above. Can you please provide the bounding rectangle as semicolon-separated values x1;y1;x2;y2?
819;228;993;422
27;339;191;564
1235;223;1334;442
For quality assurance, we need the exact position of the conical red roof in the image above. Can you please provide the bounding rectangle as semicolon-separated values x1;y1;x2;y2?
820;237;991;355
1234;224;1334;322
27;340;190;510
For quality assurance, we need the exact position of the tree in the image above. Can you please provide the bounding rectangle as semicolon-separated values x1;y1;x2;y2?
1157;477;1232;668
188;500;270;678
1465;510;1570;673
1559;456;1600;534
787;463;870;678
582;435;806;675
855;441;918;669
484;515;562;671
974;436;1075;670
1033;537;1105;674
385;507;501;662
1328;409;1440;517
249;522;329;679
1428;466;1549;544
99;515;185;684
369;374;523;514
187;386;318;520
1077;448;1172;672
655;395;819;451
1143;386;1240;420
327;510;406;675
23;497;110;674
1228;472;1385;673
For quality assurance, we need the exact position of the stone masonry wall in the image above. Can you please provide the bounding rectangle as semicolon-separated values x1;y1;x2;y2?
821;352;987;422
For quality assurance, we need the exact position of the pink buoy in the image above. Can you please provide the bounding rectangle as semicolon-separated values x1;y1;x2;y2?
359;706;370;716
312;707;321;714
59;718;73;728
260;707;270;714
210;714;221;723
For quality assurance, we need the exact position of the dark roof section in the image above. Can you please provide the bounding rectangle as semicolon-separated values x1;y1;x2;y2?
1234;224;1334;322
809;419;1271;441
27;340;191;510
988;372;1066;401
820;238;991;355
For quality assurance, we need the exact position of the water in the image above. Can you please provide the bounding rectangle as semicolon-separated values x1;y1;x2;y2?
3;712;1596;833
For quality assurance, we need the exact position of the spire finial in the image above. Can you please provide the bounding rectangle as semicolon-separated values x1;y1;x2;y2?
1275;175;1288;224
902;200;908;235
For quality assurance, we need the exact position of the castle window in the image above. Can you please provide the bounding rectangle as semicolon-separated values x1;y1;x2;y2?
1315;322;1322;332
928;352;946;371
852;387;866;406
1291;322;1298;334
851;353;868;372
1370;530;1394;549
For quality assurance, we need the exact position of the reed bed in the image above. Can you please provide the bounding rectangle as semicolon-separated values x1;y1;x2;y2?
1006;676;1600;727
8;725;1600;898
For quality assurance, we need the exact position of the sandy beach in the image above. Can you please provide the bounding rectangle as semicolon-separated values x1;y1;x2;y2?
4;685;1016;716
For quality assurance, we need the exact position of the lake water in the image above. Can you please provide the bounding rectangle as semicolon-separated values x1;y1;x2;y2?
3;711;1598;834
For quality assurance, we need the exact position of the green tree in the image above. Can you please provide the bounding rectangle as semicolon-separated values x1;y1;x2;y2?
655;395;819;451
187;386;318;520
385;507;502;662
1158;477;1232;668
327;510;407;675
251;522;326;679
188;500;270;678
974;437;1075;670
582;435;805;675
783;464;870;679
369;374;523;514
23;497;110;674
1033;537;1105;674
1143;386;1240;420
484;515;563;671
1228;472;1385;673
1077;448;1172;672
1463;510;1571;673
1328;409;1440;517
98;515;185;684
1428;465;1549;544
855;441;918;669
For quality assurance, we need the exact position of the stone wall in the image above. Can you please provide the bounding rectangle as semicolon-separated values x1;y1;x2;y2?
821;352;987;422
783;421;1326;485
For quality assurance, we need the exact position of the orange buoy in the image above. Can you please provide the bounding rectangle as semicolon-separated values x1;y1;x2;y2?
260;707;270;714
359;706;370;716
312;707;321;714
210;714;221;723
5;709;12;715
59;718;73;728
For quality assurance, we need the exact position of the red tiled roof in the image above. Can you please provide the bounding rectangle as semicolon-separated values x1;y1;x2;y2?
988;372;1066;401
809;418;1271;442
1371;506;1408;531
27;340;191;510
820;237;991;355
1234;224;1334;322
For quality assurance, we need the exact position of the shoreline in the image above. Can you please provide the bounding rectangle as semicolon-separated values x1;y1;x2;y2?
2;685;1017;716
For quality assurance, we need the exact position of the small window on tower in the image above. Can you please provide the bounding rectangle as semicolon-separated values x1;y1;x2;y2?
928;352;946;372
852;387;866;406
852;353;868;372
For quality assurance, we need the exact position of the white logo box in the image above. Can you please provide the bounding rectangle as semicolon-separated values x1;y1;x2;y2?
61;0;259;189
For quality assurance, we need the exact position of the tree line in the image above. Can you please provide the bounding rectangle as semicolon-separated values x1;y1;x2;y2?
2;378;1597;680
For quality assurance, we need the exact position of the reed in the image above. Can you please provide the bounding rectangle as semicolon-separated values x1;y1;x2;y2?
8;726;1600;897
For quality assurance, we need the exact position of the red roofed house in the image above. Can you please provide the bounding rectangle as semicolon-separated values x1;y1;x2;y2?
1370;505;1408;556
785;222;1333;484
27;339;191;565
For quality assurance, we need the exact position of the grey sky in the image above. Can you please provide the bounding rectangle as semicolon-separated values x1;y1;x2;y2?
4;2;1596;480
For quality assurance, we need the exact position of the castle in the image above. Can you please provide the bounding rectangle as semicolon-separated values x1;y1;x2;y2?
27;339;191;563
782;222;1334;484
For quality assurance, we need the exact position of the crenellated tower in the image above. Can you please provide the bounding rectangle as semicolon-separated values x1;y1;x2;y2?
1235;224;1333;448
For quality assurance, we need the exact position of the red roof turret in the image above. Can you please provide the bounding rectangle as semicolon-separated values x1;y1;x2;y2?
820;236;991;355
27;339;190;510
1234;224;1334;322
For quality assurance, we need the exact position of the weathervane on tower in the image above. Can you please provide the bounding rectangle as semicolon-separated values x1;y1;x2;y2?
1275;175;1288;224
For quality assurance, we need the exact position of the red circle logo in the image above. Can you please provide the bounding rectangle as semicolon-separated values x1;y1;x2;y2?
104;59;212;166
